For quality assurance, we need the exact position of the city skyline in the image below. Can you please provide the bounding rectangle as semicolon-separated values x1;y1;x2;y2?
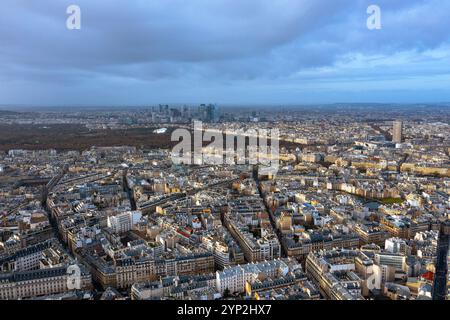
0;0;448;307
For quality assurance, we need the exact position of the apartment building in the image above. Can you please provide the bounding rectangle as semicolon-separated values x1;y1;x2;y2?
0;265;92;300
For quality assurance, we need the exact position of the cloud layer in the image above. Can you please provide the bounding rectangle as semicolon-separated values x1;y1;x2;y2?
1;0;449;106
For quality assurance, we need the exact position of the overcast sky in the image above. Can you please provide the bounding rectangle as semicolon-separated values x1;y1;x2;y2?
1;0;449;106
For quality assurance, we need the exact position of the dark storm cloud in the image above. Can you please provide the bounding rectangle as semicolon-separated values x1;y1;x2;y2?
0;0;449;105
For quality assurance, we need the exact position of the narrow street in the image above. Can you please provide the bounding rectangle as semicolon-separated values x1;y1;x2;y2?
255;174;287;258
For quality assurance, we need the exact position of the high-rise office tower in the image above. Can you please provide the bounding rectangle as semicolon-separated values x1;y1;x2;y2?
392;120;403;143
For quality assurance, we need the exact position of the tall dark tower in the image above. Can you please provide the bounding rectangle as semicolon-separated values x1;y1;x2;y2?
432;220;450;300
